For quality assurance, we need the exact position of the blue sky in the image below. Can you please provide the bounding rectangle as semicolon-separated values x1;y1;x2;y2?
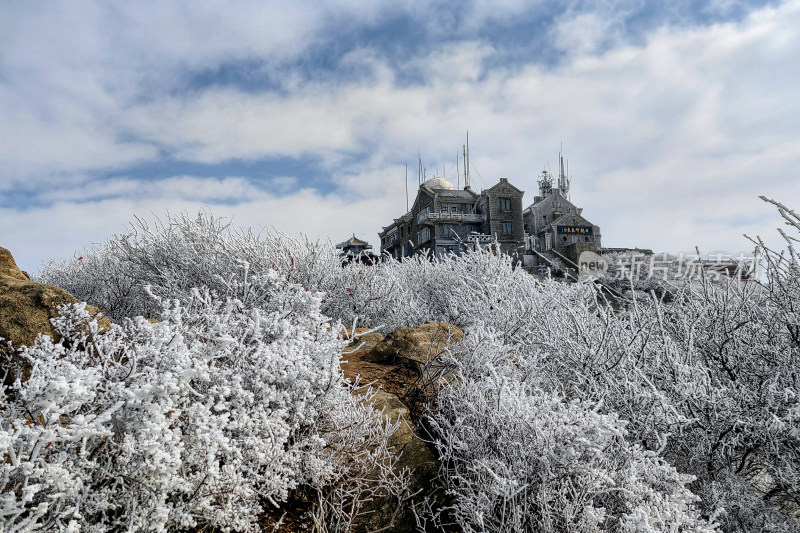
1;0;797;271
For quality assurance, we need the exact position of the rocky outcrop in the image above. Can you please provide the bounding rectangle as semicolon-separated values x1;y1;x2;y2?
0;246;110;382
354;390;439;533
341;323;465;532
0;247;30;282
366;322;464;372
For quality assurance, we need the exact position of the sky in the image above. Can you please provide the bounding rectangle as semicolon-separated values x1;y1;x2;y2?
1;0;798;272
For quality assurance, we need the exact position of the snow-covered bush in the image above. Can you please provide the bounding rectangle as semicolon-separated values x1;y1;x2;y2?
425;329;717;533
1;272;402;531
35;211;590;337
494;199;800;532
36;212;345;322
30;199;800;532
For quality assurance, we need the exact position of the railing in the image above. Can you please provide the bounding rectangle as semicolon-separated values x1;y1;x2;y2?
420;212;484;224
466;234;495;243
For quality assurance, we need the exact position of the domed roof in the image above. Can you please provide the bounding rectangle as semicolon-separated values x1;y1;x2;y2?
422;177;454;190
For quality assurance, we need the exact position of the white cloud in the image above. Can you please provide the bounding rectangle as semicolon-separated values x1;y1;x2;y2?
1;0;799;270
0;185;400;273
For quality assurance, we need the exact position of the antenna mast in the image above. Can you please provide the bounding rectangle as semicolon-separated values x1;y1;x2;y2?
405;162;409;212
463;144;467;188
558;144;570;197
466;130;470;189
456;152;460;188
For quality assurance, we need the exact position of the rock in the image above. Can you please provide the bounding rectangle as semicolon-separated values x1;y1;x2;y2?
0;246;29;281
354;390;439;533
0;246;110;383
371;390;438;479
344;332;385;354
367;322;464;373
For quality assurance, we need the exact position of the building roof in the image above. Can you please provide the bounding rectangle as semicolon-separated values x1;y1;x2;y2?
336;235;372;249
436;189;478;200
526;188;575;211
482;177;524;195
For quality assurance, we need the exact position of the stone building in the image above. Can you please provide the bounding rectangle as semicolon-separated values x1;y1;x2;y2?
523;158;602;264
379;176;526;259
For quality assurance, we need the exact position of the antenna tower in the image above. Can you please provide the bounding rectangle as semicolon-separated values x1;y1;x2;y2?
558;145;570;197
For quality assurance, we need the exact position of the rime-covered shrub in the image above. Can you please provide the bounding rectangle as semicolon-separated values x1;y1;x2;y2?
37;212;344;321
488;200;800;532
1;273;403;531
425;329;717;533
31;200;800;532
417;199;800;532
35;211;590;336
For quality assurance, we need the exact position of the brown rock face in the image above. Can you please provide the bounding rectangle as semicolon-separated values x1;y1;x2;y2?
367;322;464;372
0;247;110;383
353;390;439;533
343;323;465;532
0;246;30;281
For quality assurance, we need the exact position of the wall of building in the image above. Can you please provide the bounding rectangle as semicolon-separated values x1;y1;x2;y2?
480;178;526;255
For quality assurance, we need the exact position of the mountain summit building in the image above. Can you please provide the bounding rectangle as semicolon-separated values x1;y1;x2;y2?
379;176;525;258
378;152;601;265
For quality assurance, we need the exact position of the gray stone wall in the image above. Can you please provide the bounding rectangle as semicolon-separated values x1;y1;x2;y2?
481;178;526;255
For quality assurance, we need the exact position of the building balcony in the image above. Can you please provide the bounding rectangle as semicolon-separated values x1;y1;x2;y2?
420;212;484;224
466;234;495;243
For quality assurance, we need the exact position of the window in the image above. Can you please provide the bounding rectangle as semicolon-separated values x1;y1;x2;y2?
443;225;454;238
502;222;512;235
462;203;468;214
417;232;421;246
572;236;578;244
500;198;511;211
441;203;448;213
416;212;421;225
542;215;547;224
451;204;458;213
425;228;431;241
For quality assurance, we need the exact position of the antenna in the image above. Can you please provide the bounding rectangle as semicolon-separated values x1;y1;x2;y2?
463;144;467;188
405;162;409;212
466;130;470;189
456;151;460;189
418;150;422;186
558;144;570;196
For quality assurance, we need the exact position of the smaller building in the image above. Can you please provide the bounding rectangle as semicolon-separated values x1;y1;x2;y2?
523;157;602;265
336;235;377;264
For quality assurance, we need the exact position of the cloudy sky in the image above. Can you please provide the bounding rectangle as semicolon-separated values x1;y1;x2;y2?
2;0;798;272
